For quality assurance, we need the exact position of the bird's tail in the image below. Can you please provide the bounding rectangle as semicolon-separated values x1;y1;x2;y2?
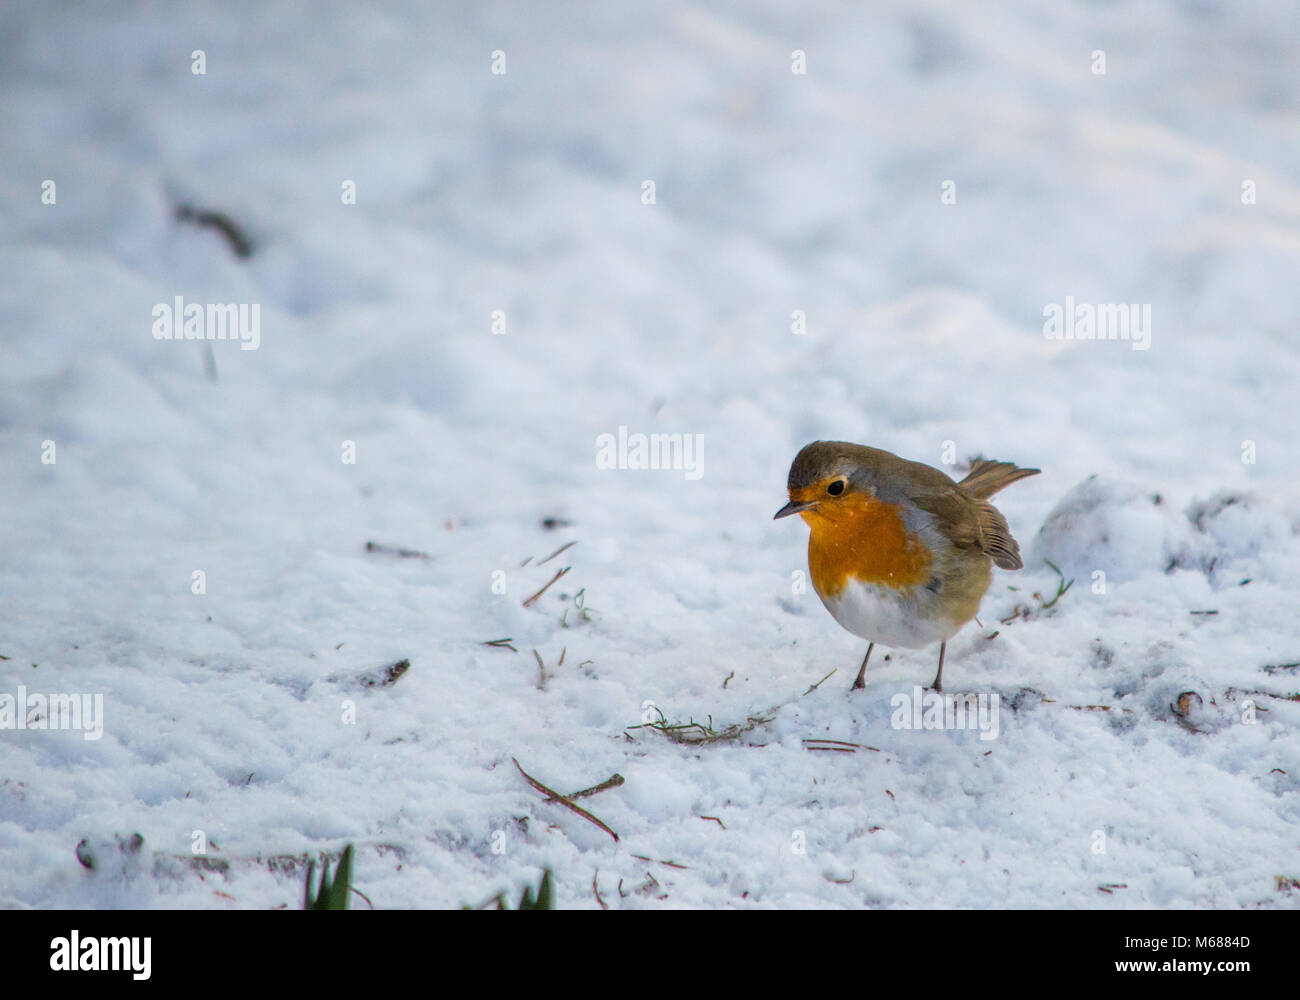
958;459;1040;499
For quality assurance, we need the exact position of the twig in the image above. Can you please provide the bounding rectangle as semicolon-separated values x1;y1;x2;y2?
512;758;619;842
700;816;726;829
548;773;624;802
522;567;571;607
593;872;608;910
538;541;577;566
483;638;518;652
803;669;837;695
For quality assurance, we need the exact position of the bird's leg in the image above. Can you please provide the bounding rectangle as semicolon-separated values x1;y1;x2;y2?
851;642;874;691
929;641;946;693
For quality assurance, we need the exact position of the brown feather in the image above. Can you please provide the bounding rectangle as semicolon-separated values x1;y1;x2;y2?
958;459;1040;500
974;501;1025;570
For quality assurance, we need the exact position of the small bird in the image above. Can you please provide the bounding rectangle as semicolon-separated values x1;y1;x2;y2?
775;441;1039;692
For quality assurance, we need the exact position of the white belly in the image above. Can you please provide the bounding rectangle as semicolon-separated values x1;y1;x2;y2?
818;579;960;649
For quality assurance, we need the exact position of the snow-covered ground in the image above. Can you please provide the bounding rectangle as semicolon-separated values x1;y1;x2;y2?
2;0;1298;908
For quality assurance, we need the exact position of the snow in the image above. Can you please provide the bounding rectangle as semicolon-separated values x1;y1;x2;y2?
1;0;1298;908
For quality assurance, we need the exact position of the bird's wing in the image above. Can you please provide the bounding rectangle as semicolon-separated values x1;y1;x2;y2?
912;488;1025;571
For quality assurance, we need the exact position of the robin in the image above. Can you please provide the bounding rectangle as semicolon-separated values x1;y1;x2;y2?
774;441;1039;692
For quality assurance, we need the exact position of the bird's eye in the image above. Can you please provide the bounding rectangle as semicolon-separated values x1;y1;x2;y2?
827;479;846;496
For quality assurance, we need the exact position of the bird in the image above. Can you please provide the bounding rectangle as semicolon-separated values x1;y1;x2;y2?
774;441;1039;692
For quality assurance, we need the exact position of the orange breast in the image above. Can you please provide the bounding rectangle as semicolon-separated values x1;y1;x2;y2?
802;494;933;598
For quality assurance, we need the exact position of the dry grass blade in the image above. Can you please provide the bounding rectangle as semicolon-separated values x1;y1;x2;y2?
513;758;619;842
631;854;688;870
631;662;845;750
802;738;880;753
537;540;577;566
365;540;433;560
522;566;571;607
628;711;774;745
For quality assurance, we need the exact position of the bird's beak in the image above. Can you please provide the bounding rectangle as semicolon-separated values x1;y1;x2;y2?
773;499;813;520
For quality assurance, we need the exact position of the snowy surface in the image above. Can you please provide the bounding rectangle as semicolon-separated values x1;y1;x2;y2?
2;0;1298;908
